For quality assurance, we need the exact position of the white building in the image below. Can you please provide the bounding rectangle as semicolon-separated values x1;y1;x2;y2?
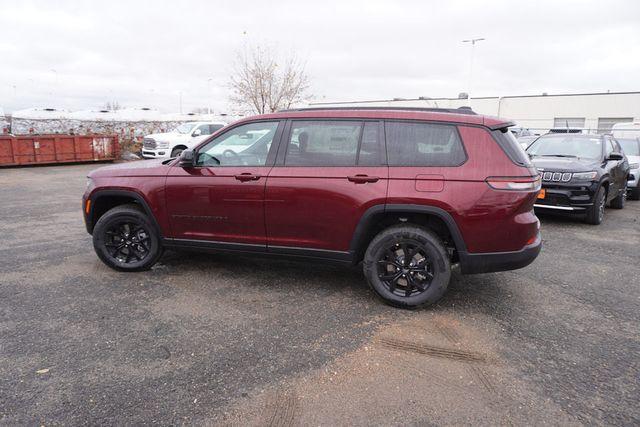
310;91;640;134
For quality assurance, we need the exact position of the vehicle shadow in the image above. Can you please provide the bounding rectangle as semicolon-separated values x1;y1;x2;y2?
155;249;523;315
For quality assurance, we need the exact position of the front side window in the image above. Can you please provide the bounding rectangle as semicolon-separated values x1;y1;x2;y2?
385;121;466;167
285;121;362;166
196;121;279;167
527;135;603;160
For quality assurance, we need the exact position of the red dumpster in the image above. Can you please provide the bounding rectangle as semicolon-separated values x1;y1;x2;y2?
0;134;119;166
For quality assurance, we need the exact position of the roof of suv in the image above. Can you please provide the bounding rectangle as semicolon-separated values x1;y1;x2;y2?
237;107;513;130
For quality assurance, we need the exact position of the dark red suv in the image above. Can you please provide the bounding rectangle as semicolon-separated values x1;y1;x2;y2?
83;107;542;307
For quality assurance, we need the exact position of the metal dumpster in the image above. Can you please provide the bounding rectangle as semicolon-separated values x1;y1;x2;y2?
0;134;119;166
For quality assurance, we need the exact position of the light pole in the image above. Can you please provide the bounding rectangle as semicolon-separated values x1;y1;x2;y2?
461;38;485;107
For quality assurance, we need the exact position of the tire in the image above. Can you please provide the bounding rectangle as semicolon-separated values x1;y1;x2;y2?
585;186;606;225
171;147;185;158
610;182;626;209
363;225;451;309
92;204;163;271
629;186;640;201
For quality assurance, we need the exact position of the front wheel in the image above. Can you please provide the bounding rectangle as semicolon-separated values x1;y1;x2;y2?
92;204;163;271
171;147;185;158
363;225;451;308
585;186;606;225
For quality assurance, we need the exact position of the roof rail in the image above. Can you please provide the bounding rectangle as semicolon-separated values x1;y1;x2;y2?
279;106;478;115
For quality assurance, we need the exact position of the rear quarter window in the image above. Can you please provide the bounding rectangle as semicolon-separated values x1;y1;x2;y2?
385;121;466;167
491;128;532;167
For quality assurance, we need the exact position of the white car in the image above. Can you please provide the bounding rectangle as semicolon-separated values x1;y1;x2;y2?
142;121;227;159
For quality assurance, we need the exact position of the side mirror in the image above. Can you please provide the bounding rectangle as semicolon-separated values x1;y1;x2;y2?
178;149;195;167
607;152;624;161
192;129;202;137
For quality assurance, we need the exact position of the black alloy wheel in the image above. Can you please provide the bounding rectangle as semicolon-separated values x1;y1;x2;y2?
376;240;435;297
92;204;163;271
104;221;151;264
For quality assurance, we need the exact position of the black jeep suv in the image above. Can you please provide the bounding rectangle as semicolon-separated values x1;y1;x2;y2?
527;133;629;225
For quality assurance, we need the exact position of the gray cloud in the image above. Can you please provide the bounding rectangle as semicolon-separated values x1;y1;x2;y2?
1;0;639;113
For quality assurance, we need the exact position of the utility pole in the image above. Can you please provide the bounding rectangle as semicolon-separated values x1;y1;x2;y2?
461;38;485;107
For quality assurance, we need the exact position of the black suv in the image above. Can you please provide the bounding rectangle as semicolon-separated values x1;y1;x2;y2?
527;133;629;224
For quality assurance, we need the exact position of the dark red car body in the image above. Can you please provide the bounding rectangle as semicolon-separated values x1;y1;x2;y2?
83;108;541;274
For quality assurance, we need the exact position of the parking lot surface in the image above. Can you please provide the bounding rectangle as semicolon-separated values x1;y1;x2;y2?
1;163;639;425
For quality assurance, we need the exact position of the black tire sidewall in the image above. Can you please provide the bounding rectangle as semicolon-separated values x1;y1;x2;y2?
585;186;605;225
93;208;161;271
171;147;184;158
363;226;451;308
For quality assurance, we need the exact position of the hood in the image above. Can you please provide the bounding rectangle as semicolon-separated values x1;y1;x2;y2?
88;159;172;178
530;156;601;173
145;131;177;140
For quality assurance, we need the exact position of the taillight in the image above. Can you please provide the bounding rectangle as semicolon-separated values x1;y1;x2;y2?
486;176;541;191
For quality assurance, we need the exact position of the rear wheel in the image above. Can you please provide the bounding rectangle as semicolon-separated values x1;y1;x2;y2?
363;225;451;308
92;204;163;271
610;182;627;209
585;186;606;225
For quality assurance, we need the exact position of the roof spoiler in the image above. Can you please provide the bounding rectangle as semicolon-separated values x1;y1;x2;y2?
488;121;516;131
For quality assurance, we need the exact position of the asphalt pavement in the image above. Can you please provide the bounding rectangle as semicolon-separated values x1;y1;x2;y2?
1;163;638;425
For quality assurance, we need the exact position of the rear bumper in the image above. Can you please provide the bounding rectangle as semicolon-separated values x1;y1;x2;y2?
459;233;542;274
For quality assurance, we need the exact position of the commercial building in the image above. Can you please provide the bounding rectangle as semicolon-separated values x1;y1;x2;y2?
310;91;640;134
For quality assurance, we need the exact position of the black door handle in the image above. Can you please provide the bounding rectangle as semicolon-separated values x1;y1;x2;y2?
235;173;261;182
347;174;379;184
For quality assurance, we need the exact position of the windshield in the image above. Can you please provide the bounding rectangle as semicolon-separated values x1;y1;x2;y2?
526;135;603;160
618;138;640;156
174;123;197;134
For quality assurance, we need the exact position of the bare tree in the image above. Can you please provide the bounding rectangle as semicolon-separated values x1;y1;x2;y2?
230;44;310;114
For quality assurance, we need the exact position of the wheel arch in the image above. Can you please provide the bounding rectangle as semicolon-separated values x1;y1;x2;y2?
88;190;162;237
349;204;468;264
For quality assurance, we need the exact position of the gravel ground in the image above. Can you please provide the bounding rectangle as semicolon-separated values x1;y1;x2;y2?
1;163;638;425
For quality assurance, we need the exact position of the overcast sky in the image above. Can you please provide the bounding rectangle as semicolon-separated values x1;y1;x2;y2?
1;0;639;114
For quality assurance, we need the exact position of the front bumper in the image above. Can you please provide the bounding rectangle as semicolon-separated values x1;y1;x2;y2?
533;182;597;213
460;233;542;274
142;148;170;159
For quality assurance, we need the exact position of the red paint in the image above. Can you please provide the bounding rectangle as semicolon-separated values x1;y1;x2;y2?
85;108;540;259
0;134;119;166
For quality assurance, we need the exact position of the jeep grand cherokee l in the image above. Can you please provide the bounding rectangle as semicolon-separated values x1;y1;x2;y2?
527;133;630;224
83;107;542;308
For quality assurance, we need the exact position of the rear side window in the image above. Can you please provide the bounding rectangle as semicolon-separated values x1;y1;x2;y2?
284;121;383;166
385;121;466;167
492;128;532;167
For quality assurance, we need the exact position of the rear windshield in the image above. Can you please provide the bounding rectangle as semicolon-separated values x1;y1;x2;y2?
527;135;603;160
492;128;532;167
618;138;640;156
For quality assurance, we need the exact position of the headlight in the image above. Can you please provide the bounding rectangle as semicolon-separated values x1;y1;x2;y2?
629;162;639;170
571;171;598;181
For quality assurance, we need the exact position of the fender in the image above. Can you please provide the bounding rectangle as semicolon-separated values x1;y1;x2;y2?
349;203;469;260
86;189;163;237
